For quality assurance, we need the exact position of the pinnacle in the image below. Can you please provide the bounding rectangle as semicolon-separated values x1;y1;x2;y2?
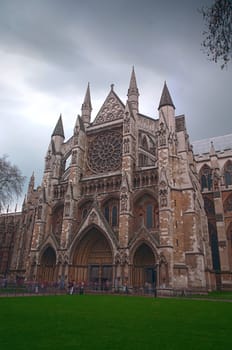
82;82;92;110
158;81;175;110
128;66;139;96
52;114;65;138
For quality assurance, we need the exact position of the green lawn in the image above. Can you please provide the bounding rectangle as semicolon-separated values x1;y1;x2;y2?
0;295;231;350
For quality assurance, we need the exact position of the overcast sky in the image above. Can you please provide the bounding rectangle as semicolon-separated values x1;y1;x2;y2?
0;0;231;210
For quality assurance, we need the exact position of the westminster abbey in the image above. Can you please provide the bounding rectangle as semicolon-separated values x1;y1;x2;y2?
1;68;232;293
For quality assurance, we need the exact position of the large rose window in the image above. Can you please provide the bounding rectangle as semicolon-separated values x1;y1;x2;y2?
87;131;122;173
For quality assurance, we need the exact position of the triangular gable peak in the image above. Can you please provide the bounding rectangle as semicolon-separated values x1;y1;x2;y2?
92;85;125;125
70;205;118;249
38;233;59;252
129;226;159;252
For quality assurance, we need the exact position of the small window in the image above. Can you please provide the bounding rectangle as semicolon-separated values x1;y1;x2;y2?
200;165;212;191
146;204;153;229
224;161;232;187
112;206;118;226
142;136;148;150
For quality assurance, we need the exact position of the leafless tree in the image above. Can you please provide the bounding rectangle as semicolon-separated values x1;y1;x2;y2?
0;155;25;210
200;0;232;68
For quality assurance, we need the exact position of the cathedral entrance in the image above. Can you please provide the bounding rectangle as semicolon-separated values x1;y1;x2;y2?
71;228;113;289
89;265;113;290
132;243;156;290
37;246;58;283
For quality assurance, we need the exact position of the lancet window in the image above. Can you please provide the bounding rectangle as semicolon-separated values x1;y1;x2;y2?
103;199;119;227
200;164;212;191
134;194;159;230
224;161;232;187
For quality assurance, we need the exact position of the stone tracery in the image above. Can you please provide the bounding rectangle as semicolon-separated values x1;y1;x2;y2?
87;131;122;173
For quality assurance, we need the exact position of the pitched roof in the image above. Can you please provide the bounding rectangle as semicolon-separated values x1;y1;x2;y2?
192;134;232;155
158;81;175;110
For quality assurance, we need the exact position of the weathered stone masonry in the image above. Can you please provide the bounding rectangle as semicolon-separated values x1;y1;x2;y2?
1;68;232;292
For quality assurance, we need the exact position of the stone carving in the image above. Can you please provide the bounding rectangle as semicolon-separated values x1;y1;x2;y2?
124;112;130;133
93;95;124;125
123;138;130;154
89;211;98;224
158;122;167;146
159;180;168;207
45;150;51;170
37;206;42;220
64;202;70;217
57;252;69;265
120;189;128;212
212;168;220;191
115;250;129;265
72;150;77;164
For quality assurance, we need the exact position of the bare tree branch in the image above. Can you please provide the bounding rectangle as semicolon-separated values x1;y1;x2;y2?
0;155;26;209
200;0;232;69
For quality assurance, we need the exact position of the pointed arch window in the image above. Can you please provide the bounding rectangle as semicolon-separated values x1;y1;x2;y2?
208;224;220;271
224;194;232;212
200;165;212;191
146;204;153;229
142;136;148;150
135;195;159;230
224;161;232;187
139;153;148;167
103;199;119;228
79;200;93;221
204;197;215;216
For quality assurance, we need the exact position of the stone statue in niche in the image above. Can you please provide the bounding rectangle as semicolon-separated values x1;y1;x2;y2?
37;206;42;220
45;150;51;170
213;168;220;191
120;192;128;212
159;181;168;207
124;112;130;133
123;138;130;154
158;122;167;146
72;150;77;164
65;202;70;217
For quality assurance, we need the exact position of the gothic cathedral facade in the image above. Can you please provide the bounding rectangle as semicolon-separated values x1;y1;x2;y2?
1;68;232;293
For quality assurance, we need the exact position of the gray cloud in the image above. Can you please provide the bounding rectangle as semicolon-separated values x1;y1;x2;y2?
0;0;231;209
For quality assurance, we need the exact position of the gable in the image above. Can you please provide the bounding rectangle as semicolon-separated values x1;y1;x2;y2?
92;89;125;125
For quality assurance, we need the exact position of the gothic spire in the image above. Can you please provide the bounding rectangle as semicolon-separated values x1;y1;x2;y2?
27;172;35;194
128;66;138;96
74;114;85;134
81;83;92;125
82;83;92;110
158;81;175;110
127;66;139;112
29;172;35;187
52;114;65;138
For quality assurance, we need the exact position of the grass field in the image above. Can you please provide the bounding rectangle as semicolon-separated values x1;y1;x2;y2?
0;295;232;350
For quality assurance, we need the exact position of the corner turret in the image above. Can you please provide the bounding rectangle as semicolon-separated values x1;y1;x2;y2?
158;82;175;132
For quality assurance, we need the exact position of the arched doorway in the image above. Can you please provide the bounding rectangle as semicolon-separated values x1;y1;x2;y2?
71;228;113;290
132;243;156;289
38;246;57;283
